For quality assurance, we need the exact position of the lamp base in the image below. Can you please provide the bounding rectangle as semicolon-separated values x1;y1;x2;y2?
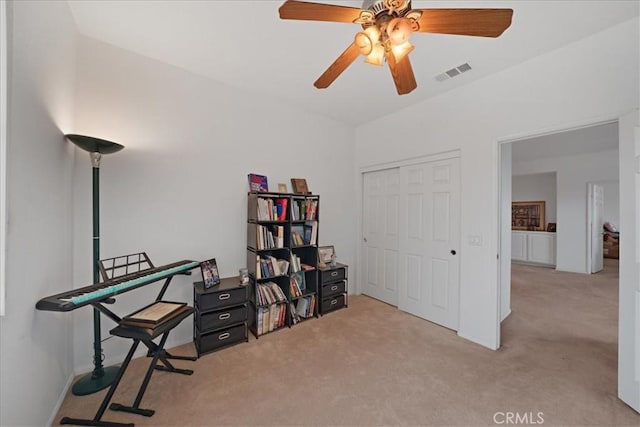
71;366;120;396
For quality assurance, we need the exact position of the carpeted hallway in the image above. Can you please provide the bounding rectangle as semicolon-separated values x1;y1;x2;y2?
55;260;639;426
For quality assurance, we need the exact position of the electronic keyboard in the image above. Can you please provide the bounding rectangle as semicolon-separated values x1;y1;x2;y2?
36;260;200;312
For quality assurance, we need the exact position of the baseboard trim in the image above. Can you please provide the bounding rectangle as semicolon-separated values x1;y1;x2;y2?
48;373;74;426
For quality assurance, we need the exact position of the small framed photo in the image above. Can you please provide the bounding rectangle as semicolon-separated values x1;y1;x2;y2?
278;183;288;193
546;222;556;232
291;178;310;194
200;258;220;289
317;245;335;267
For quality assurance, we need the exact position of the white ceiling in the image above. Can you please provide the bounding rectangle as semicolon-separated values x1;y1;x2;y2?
512;121;619;163
67;0;639;126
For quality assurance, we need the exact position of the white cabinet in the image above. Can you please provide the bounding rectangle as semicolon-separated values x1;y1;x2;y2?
511;232;528;261
511;231;556;266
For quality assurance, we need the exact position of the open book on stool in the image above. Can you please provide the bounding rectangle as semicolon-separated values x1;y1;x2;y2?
120;301;190;330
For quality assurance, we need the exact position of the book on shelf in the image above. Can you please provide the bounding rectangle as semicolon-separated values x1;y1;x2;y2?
256;197;289;221
303;221;318;245
308;295;316;317
303;226;312;246
291;198;318;221
290;302;300;325
292;232;304;246
300;263;315;271
295;295;315;319
258;255;289;278
296;297;308;318
277;259;290;275
256;225;284;250
265;258;275;277
256;302;286;335
256;281;287;306
257;307;263;333
262;307;270;335
276;198;288;221
248;173;268;192
290;253;300;272
289;271;305;298
305;199;318;220
257;198;272;221
291;225;305;246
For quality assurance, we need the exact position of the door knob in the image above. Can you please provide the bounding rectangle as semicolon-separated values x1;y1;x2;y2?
450;250;457;255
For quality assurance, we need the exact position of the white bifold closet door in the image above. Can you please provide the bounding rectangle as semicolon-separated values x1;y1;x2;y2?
362;157;460;331
362;168;400;306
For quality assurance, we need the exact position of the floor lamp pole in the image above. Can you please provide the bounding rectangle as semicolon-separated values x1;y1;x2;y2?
66;135;124;396
91;159;103;379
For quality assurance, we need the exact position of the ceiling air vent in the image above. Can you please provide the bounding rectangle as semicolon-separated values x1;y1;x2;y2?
435;62;473;82
446;68;460;78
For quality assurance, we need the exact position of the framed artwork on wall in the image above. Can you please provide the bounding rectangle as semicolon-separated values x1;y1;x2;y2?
512;201;546;231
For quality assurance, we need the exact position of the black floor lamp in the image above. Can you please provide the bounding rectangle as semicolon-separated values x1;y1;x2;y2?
66;134;124;396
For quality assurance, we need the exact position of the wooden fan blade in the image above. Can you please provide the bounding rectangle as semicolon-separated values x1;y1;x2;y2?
386;51;417;95
314;42;360;89
414;9;513;37
279;0;362;23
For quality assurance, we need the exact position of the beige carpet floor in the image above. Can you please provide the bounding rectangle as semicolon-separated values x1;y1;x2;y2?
56;260;639;426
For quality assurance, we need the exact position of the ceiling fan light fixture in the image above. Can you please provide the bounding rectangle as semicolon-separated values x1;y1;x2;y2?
355;26;381;56
355;32;373;55
277;0;514;95
364;43;385;66
391;41;414;62
386;17;412;46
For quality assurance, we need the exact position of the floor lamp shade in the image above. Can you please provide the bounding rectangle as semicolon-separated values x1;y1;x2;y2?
66;134;123;396
66;134;124;155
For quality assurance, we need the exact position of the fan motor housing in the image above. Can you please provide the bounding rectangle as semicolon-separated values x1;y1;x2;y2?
363;0;412;17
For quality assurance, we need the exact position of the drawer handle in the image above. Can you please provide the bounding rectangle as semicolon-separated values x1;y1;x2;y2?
331;285;338;291
331;300;337;305
218;332;230;340
218;313;231;320
218;293;231;300
330;271;338;277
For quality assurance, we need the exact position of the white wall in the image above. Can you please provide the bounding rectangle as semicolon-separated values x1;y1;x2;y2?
355;18;639;353
512;172;557;226
513;150;618;273
72;36;356;372
617;110;640;413
0;1;77;426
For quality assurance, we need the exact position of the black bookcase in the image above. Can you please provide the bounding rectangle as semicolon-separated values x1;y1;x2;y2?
247;192;320;337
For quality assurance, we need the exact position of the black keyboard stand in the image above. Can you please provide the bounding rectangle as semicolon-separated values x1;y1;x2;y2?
60;307;194;427
59;258;198;427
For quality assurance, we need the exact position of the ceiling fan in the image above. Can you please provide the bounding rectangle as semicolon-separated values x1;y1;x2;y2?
279;0;513;95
